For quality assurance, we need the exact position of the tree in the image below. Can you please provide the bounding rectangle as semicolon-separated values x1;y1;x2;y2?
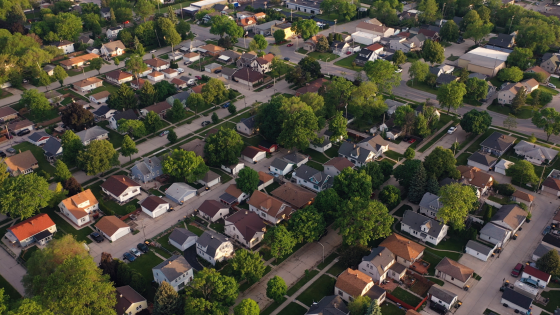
110;8;117;27
205;128;244;166
511;86;527;114
418;0;438;24
90;58;104;74
114;57;120;66
202;78;228;105
273;29;285;43
507;160;539;186
327;111;347;141
437;81;467;114
164;129;177;144
438;183;478;229
393;159;423;189
507;47;535;70
288;206;326;243
0;163;7;185
236;167;260;194
138;81;157;107
348;296;372;315
408;60;429;84
163;149;209;183
348;82;387;124
503;114;518;130
53;65;67;87
392;50;406;66
134;0;155;21
440;20;459;42
334;168;372;200
7;298;54;315
231;249;266;283
426;175;440;195
363;59;401;94
61;130;84;165
497;67;524;82
416;113;431;138
533;108;560;141
464;19;493;45
408;164;427;204
62;177;82;196
53;13;83;41
159;18;182;51
249;34;268;53
209;15;243;41
277;99;319;150
299;56;322;78
263;225;297;260
314;188;341;223
211;112;219;124
121;135;138;162
20;89;51;119
191;268;238;306
516;18;558;54
61;103;94;131
77;140;119;175
187;93;206;115
234;299;259;315
320;0;356;21
153;281;181;315
422;39;445;65
107;84;137;110
394;105;414;127
316;36;330;52
336;197;393;246
379;185;401;209
54;160;72;183
531;89;541;110
168;99;187;121
536;250;560;275
0;173;52;219
117;119;147;138
266;276;287;303
145;111;163;135
460;109;492;135
126;55;149;82
424;146;460;180
292;19;320;41
365;300;383;315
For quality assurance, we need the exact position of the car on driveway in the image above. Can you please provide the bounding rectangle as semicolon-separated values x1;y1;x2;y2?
137;243;149;253
287;44;293;47
177;68;184;73
222;102;230;108
548;83;557;89
6;148;15;154
159;130;170;137
201;121;211;126
195;76;202;80
447;126;456;134
268;171;279;178
407;138;416;144
543;226;552;235
284;57;290;61
90;232;104;243
17;129;30;136
511;263;524;277
150;50;156;53
130;248;141;257
123;252;136;262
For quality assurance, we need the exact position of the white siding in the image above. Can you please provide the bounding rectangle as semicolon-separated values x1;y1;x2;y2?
141;203;169;218
467;160;492;172
465;247;492;262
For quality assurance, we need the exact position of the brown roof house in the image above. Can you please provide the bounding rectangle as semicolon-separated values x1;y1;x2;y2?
105;70;133;85
295;78;329;96
248;190;293;224
456;165;494;197
251;53;274;73
304;35;326;52
140;101;172;118
130;78;146;90
219;184;249;205
199;44;226;57
4;150;38;176
140;195;170;218
73;77;103;93
101;175;142;203
543;169;560;196
58;189;99;227
100;40;126;57
181;138;206;158
95;216;131;242
356;21;395;37
0;107;18;122
197;170;221;188
241;146;266;164
271;182;316;209
232;68;264;87
257;171;274;190
525;65;551;84
144;58;170;71
511;190;534;207
60;53;100;70
115;285;147;315
197;200;230;222
224;210;266;249
435;257;474;288
379;234;425;267
8;119;34;133
334;269;386;304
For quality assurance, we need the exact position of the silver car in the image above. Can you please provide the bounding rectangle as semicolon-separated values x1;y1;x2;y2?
130;248;141;257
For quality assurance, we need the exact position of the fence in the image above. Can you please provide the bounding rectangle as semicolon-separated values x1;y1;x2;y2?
484;199;503;209
386;292;430;311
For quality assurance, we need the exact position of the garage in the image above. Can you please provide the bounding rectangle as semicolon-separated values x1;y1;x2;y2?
501;288;532;314
168;227;198;251
495;159;514;175
465;240;495;262
95;216;131;242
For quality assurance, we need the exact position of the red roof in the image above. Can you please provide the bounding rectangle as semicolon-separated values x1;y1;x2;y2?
366;43;384;52
8;214;56;241
523;265;551;282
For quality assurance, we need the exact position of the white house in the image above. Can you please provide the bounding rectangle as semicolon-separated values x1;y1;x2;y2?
465;240;495;262
89;91;111;104
219;184;249;206
162;68;179;79
501;288;533;315
521;265;551;288
248;190;292;224
152;255;194;292
52;40;75;54
197;200;229;222
105;70;133;85
269;158;294;176
4;214;56;248
357;135;389;159
58;189;99;227
380;234;425;268
115;286;148;315
479;223;509;247
95;216;131;242
435;257;474;288
334;268;374;302
140;196;169;218
100;175;141;203
495;159;514;175
165;183;197;204
106;26;123;39
514;140;559;165
168;228;198;251
73;77;103;93
109;109;138;131
487;204;527;244
197;171;221;188
283;152;309;167
241;146;266;164
338;142;375;167
100;41;126;57
358;247;405;283
221;162;245;175
467;151;498;172
148;71;164;82
183;52;200;63
292;165;334;193
401;210;448;246
145;58;170;71
236;115;256;135
428;285;458;311
27;131;50;146
224;210;266;249
196;230;234;266
418;192;442;219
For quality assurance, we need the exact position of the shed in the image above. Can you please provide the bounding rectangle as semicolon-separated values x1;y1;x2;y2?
204;63;222;73
169;227;198;251
197;200;229;222
465;240;495;261
495;159;514;175
428;285;458;310
27;131;51;146
95;216;131;242
165;183;197;204
467;151;498;171
480;223;509;246
140;195;169;218
197;170;221;188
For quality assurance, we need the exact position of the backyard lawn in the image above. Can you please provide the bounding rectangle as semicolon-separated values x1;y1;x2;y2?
41;207;93;244
324;144;341;158
13;142;56;178
186;221;205;236
300;148;330;163
393;204;413;217
127;251;164;302
456;153;470;166
85;82;120;97
295;274;336;306
306;161;324;171
391;287;422;306
334;54;362;71
535;290;560;312
97;121;126;148
156;231;179;253
230;111;253;123
380;303;406;315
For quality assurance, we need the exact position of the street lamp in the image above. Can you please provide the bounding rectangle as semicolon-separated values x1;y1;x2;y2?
334;19;337;34
317;241;325;263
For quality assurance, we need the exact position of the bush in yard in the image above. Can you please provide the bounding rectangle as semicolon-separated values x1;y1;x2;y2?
379;185;401;209
536;250;560;275
404;147;415;159
211;112;219;123
493;183;515;196
266;276;287;303
228;104;237;115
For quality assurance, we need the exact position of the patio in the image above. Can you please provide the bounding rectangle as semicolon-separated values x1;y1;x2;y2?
410;259;430;275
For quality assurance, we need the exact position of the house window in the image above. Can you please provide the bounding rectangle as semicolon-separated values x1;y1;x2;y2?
338;290;343;296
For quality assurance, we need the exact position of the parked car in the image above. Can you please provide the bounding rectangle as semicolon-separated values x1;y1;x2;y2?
287;44;293;47
201;121;211;126
268;171;279;178
177;68;184;73
408;138;416;144
167;207;174;212
521;278;539;288
17;129;30;136
215;69;222;74
222;102;231;108
543;226;552;235
6;148;15;154
284;57;290;61
265;84;273;89
123;252;136;262
0;151;5;158
395;68;402;73
90;232;104;243
137;243;149;253
548;83;557;89
447;126;456;134
195;76;202;80
150;50;157;53
130;248;141;257
511;263;524;277
159;130;170;137
184;61;192;65
346;51;352;55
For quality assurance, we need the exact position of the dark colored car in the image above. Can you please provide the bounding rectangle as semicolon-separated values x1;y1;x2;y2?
0;151;5;158
90;232;104;243
17;129;30;136
214;69;222;73
195;76;202;80
167;207;174;212
123;252;136;262
222;102;230;108
137;243;149;253
511;263;524;277
6;148;15;154
284;57;290;61
201;121;211;126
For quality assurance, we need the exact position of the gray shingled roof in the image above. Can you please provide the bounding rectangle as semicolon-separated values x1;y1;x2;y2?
113;109;138;121
133;157;162;176
293;165;334;189
533;243;558;259
240;115;256;129
168;228;197;246
152;255;192;281
338;141;371;163
196;230;229;258
436;73;458;85
283;152;307;164
466;240;493;256
480;132;516;151
468;151;498;167
93;105;112;116
402;210;446;238
363;246;394;277
419;192;442;211
28;131;49;142
428;285;457;304
306;295;348;315
271;158;290;170
43;137;62;157
491;204;526;230
514;140;559;161
502;288;532;309
75;126;108;143
480;223;508;240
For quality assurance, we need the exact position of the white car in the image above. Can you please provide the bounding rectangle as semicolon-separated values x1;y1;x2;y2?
447;126;456;134
177;68;184;73
150;50;157;53
548;82;557;89
273;8;282;11
130;248;141;257
395;68;403;73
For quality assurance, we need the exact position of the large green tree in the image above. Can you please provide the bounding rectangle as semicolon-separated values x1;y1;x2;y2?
266;276;287;303
235;167;260;194
437;81;467;114
61;130;84;165
460;109;492;134
21;89;51;118
422;39;445;65
328;111;348;141
423;146;461;180
230;249;266;283
163;149;209;183
134;0;155;21
107;84;137;110
61;103;94;131
145;110;163;135
418;0;438;24
126;55;149;82
120;135;138;162
314;188;341;223
153;281;181;315
210;15;243;41
409;60;430;84
465;77;489;101
0;173;51;219
360;162;387;191
408;164;427;204
349;296;372;315
506;160;540;186
507;47;535;70
54;160;72;182
53;13;82;41
532;108;560;141
440;20;459;42
234;299;259;315
438;182;478;229
117;119;147;138
264;225;297;260
464;19;493;45
393;159;423;189
334;168;372;200
277;98;319;150
204;128;244;166
77;140;119;175
497;67;523;83
336;197;393;246
291;19;320;41
378;185;401;209
288;205;326;243
190;268;238;306
536;250;560;275
201;78;228;106
363;59;401;94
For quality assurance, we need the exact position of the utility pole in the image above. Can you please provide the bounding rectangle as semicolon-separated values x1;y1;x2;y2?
334;19;337;34
509;15;515;34
442;3;446;20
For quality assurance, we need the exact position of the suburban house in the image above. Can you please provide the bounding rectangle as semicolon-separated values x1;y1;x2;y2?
514;140;558;165
140;101;172;119
359;247;406;283
525;65;551;83
355;21;395;37
335;269;386;304
467;151;498;171
3;150;38;176
198;44;225;57
479;223;509;247
43;138;63;161
357;135;389;158
258;140;278;153
286;0;322;14
271;22;294;40
44;90;63;103
419;192;443;219
181;139;205;159
218;50;241;64
183;52;200;63
8;119;34;135
89;91;111;104
379;234;425;267
521;265;551;288
457;165;494;197
100;7;111;18
292;165;334;193
435;257;474;288
380;120;402;141
238;17;257;31
511;190;534;208
196;230;234;265
197;170;221;188
106;26;123;39
401;210;449;245
498;80;540;104
0;107;17;121
543;169;560;196
236;115;257;135
219;184;248;206
355;48;379;66
43;64;55;76
271;182;316;209
338;142;375;167
95;215;131;242
169;228;198;251
532;243;559;261
295;78;329;96
130;78;146;90
248;190;293;224
232;69;264;87
386;100;407;115
501;288;533;315
152;255;193;291
283;152;309;168
101;175;142;203
73;77;103;93
480;204;526;245
389;36;418;53
270;158;294;176
145;58;170;71
100;40;126;57
221;162;245;176
237;52;257;68
488;33;515;48
257;171;274;190
165;183;197;204
305;296;349;315
52;40;75;54
105;70;133;85
540;53;560;74
436;74;459;86
465;240;495;262
60;53;100;70
428;285;458;312
241;146;266;164
324;157;355;177
171;78;187;89
304;35;326;51
140;195;169;218
147;71;164;82
27;131;50;146
109;109;138;130
115;286;147;315
75;126;109;145
204;63;222;73
58;189;99;227
4;214;56;247
197;200;229;222
458;47;509;77
162;68;178;79
224;210;266;249
251;53;274;73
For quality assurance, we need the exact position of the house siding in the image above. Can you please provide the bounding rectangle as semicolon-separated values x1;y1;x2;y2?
141;204;169;218
436;272;470;288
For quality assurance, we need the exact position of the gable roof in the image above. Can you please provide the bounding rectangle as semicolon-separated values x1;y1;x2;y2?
543;176;560;191
363;246;395;276
502;288;532;310
0;106;17;118
197;230;230;257
306;295;348;315
153;255;192;281
43;137;62;157
169;228;197;245
141;196;168;212
102;40;126;52
480;132;516;151
226;210;266;241
95;215;129;236
294;165;334;189
512;190;534;203
419;192;442;211
324;157;354;172
248;190;292;219
295;78;329;94
198;200;228;217
60;189;98;219
402;210;446;238
488;33;514;48
105;70;133;81
115;286;145;315
258;171;274;184
113;109;138;121
468;151;498;167
144;101;172;115
166;182;196;200
239;115;256;129
514;140;558;161
428;285;457;304
480;223;508;240
283;152;308;164
338;142;372;163
436;73;458;85
7;214;55;241
435;257;473;282
8;119;33;131
356;21;394;34
523;265;551;282
379;234;425;261
491;204;527;230
101;175;141;196
271;182;316;208
180;138;205;158
4;150;37;172
359;135;389;152
28;131;50;142
199;44;224;52
144;58;169;68
90;90;111;101
335;268;372;296
271;158;290;170
526;65;550;78
133;157;162;176
233;68;264;82
418;28;438;38
466;240;493;256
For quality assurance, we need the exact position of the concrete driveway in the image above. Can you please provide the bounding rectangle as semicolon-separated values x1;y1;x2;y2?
184;246;203;271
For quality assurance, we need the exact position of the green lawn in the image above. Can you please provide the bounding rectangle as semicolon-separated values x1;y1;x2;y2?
324;144;341;158
186;222;205;236
260;297;287;315
391;287;422;306
97;121;126;148
380;303;406;315
0;274;21;302
24;108;60;124
127;251;164;302
422;248;462;275
317;253;339;270
86;182;139;216
295;274;336;306
429;236;468;253
300;148;330;163
535;290;560;312
306;161;324;171
393;204;413;217
209;167;233;184
13;142;57;178
447;55;460;61
286;270;320;296
306;51;339;63
549;76;560;88
419;128;452;153
20;245;40;262
425;276;444;286
156;232;179;253
41;207;93;244
456;152;470;166
241;134;266;149
85;82;120;97
264;182;281;194
333;54;362;71
276;302;307;315
326;260;346;276
487;104;534;119
230;111;253;123
271;242;306;266
384;150;404;161
406;79;438;95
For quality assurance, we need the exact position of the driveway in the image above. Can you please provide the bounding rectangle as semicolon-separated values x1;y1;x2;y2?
184;246;203;271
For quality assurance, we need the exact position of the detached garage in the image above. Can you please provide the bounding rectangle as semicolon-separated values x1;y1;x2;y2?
95;216;131;242
501;288;532;314
241;146;266;164
165;183;197;204
168;227;198;251
465;240;495;261
495;159;514;175
140;196;170;218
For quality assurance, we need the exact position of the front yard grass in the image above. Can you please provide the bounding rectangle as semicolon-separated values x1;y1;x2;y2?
317;253;339;270
260;297;288;315
487;104;534;119
326;260;346;277
307;51;339;63
286;270;320;296
41;207;93;244
156;232;179;253
391;287;422;306
85;82;120;97
230;111;253;123
186;222;205;236
406;79;438;95
333;54;362;71
97;121;125;148
295;274;336;306
456;152;470;165
208;167;232;184
300;148;330;163
535;290;560;312
13;142;56;178
276;302;307;315
384;150;404;161
127;251;164;302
